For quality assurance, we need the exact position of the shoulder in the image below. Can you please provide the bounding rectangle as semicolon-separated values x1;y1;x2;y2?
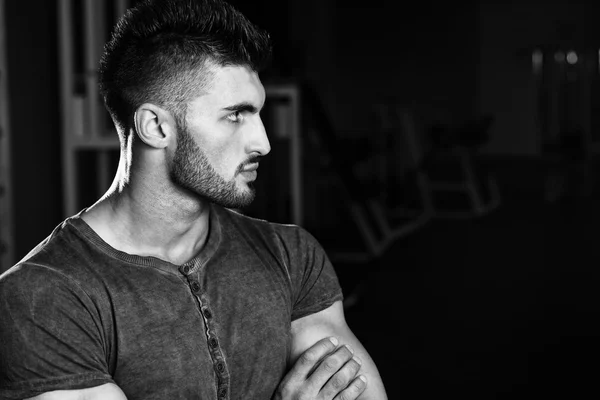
0;216;96;303
0;258;95;320
215;205;314;245
214;205;328;269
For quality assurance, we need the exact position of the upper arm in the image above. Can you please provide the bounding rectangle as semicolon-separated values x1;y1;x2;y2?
25;383;127;400
0;266;113;399
290;300;388;399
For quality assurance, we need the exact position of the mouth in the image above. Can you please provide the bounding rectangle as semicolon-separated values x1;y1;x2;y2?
239;162;259;181
240;162;259;173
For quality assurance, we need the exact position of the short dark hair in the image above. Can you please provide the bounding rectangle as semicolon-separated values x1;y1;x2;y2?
98;0;272;136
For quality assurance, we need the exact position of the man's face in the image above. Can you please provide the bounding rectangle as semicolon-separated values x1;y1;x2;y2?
169;64;270;209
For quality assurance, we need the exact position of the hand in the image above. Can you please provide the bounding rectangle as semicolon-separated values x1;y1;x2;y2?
273;336;367;400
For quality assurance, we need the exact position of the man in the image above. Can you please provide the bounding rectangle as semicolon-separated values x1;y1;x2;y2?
0;0;388;399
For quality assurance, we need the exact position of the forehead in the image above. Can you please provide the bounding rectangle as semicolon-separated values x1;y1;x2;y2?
188;64;265;112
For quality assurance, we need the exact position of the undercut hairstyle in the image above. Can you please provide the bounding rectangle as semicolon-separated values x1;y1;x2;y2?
98;0;272;139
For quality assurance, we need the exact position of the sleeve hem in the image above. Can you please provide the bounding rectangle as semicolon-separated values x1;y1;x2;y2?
0;373;114;400
291;292;344;321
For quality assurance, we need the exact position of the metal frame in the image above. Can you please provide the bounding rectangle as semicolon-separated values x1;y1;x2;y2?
263;83;303;225
58;0;127;217
391;107;502;220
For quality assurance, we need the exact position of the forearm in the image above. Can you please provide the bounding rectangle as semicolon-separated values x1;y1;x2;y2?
289;302;388;399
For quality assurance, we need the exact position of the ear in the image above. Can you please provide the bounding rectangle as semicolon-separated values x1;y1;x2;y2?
133;103;177;149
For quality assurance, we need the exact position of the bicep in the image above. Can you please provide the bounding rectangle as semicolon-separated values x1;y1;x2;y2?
290;300;388;399
25;383;127;400
0;268;112;398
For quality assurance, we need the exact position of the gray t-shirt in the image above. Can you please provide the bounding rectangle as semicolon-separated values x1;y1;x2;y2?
0;204;343;399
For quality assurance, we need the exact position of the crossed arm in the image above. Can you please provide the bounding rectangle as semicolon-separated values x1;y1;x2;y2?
26;300;386;400
287;300;388;399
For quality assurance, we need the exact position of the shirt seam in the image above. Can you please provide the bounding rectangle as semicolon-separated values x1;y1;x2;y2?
67;223;189;281
0;372;113;390
291;292;344;321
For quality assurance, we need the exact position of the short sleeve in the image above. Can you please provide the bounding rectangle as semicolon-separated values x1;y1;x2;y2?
0;264;114;399
278;226;344;321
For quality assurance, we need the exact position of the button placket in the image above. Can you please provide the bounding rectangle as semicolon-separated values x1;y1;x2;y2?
190;281;201;294
184;276;229;398
216;362;225;373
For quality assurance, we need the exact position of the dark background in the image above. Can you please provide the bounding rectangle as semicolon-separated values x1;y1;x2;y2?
4;1;600;398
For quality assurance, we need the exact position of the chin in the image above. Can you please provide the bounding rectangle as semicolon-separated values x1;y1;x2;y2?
212;187;255;210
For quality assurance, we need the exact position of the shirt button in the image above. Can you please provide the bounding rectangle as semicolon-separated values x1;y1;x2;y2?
218;387;227;398
216;362;225;372
181;265;190;274
209;338;218;348
190;281;200;293
204;309;212;319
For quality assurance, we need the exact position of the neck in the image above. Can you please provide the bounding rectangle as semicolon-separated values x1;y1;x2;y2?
82;163;211;266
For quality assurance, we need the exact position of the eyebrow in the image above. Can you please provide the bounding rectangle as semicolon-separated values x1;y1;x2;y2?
222;102;262;114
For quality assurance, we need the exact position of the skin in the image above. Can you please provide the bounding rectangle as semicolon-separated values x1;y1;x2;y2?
26;64;387;399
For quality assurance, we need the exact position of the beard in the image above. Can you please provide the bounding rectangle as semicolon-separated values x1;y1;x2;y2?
169;121;256;209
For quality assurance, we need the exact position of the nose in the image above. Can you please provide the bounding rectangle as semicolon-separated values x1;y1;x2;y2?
246;115;271;157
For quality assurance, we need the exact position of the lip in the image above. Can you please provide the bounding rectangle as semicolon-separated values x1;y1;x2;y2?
241;162;259;172
240;170;257;181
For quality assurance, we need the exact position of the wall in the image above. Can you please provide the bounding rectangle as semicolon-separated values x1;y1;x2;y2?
477;1;600;156
236;1;480;135
5;0;62;262
329;2;480;134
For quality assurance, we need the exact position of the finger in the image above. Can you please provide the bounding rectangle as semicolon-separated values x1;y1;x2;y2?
333;375;367;400
319;355;363;399
308;344;355;390
288;337;340;379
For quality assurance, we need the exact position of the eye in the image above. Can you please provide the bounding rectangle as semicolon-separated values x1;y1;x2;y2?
226;111;244;124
